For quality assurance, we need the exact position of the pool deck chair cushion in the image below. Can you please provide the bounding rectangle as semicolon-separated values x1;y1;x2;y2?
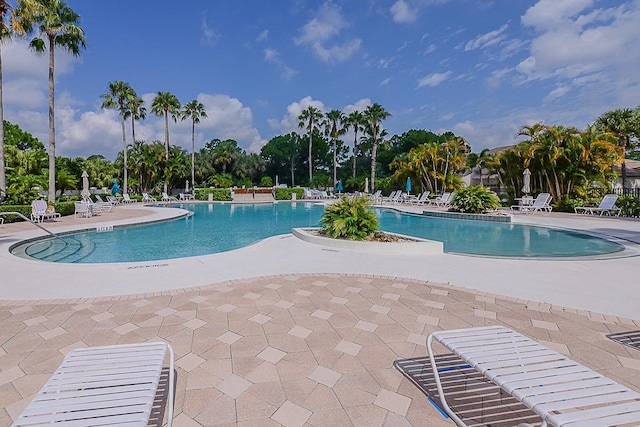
12;342;175;427
426;325;640;427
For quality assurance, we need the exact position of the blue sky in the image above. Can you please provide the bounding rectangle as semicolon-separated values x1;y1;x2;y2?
4;0;640;160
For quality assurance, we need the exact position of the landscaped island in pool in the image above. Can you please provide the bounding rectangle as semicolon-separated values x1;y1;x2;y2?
12;202;623;263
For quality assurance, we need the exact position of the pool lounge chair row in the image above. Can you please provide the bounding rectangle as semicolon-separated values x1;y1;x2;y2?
376;190;456;207
303;189;337;199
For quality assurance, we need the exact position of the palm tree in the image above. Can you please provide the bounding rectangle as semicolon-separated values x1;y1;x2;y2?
17;0;85;202
100;81;134;194
210;139;240;174
345;110;364;178
124;92;146;149
594;108;639;191
0;0;33;201
363;103;391;192
298;105;323;184
151;91;180;192
180;100;207;189
324;109;346;188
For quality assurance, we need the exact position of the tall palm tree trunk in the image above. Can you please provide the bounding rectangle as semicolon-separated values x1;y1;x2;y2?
130;115;136;194
308;132;312;184
191;120;195;190
352;131;357;178
290;155;295;187
332;139;337;188
370;135;377;192
0;42;5;197
121;116;127;194
47;35;56;202
164;111;169;193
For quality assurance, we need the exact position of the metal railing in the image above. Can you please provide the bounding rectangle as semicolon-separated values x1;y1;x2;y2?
0;211;70;244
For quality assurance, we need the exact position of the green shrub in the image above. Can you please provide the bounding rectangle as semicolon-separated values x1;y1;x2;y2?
0;201;75;223
196;188;232;201
260;176;273;187
618;195;640;217
319;195;379;240
273;187;304;200
450;185;501;213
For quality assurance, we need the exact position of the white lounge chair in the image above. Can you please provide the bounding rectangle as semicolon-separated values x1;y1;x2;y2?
382;190;404;204
106;195;120;205
74;201;92;218
427;326;640;427
30;200;48;223
512;192;552;214
122;193;136;203
31;200;61;222
12;342;175;427
142;193;158;204
87;197;113;214
409;191;431;205
575;194;621;216
162;192;179;202
368;189;382;203
429;191;455;207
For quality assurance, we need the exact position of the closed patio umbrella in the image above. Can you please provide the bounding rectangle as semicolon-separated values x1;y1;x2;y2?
364;177;369;194
522;168;531;195
81;171;90;201
336;180;343;193
406;177;412;194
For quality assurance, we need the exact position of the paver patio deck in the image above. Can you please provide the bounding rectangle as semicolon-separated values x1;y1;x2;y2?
2;274;640;426
1;202;640;425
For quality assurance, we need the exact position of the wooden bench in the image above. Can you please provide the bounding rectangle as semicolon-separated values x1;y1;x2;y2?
427;326;640;427
12;342;174;427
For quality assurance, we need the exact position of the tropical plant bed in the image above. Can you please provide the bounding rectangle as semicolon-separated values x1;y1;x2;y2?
292;228;443;254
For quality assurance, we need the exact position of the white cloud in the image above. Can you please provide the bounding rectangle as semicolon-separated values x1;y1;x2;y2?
424;44;437;55
264;48;298;80
264;48;279;62
516;0;640;83
342;98;372;115
3;39;83;111
543;85;571;103
201;13;219;46
464;24;509;51
295;2;362;63
417;71;452;88
390;0;418;23
268;96;327;134
521;0;594;30
11;92;268;159
257;29;269;42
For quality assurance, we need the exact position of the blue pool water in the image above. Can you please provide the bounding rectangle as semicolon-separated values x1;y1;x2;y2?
16;202;622;263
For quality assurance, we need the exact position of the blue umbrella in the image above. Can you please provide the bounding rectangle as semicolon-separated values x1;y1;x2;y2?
406;177;412;194
111;179;120;196
336;180;343;193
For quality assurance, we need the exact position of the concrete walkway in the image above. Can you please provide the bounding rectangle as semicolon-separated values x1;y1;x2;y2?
1;202;640;320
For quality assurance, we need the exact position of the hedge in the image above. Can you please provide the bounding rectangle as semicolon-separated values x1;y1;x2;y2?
196;188;232;201
273;187;304;200
0;201;75;223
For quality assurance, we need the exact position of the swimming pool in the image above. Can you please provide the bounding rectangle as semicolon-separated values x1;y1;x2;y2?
14;202;623;263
